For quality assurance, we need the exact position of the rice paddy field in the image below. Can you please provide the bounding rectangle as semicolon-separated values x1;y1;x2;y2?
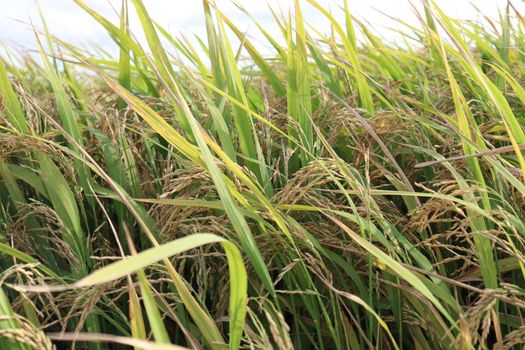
2;0;525;349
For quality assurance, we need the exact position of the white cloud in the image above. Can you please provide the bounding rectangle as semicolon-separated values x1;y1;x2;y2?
1;0;523;56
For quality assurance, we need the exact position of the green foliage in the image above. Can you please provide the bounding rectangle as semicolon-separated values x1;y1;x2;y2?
1;1;525;349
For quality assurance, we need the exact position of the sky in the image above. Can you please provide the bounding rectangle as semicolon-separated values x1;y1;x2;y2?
1;0;524;57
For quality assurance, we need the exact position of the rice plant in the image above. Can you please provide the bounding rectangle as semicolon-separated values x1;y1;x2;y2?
1;0;525;349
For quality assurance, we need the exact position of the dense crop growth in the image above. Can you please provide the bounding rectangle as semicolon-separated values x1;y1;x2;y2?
1;0;525;349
